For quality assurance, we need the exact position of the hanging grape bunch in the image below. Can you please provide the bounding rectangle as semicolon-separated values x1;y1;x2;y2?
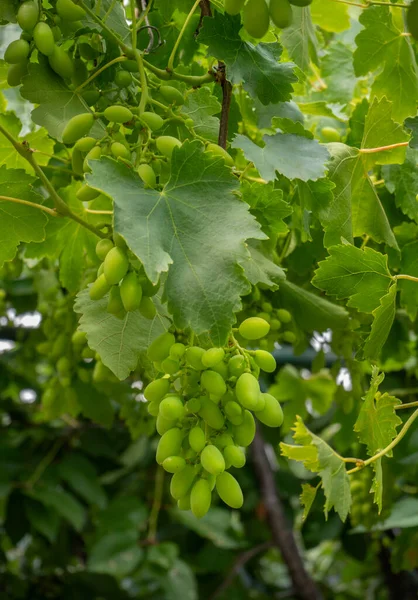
143;316;283;518
224;0;313;37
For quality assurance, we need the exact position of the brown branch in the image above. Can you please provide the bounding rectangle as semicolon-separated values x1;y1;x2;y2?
210;540;275;600
217;63;232;149
251;428;323;600
196;0;211;34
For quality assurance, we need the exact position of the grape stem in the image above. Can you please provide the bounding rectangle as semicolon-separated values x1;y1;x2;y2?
360;141;409;154
136;51;148;115
395;401;418;410
167;0;201;73
0;195;58;217
395;274;418;284
347;408;418;474
0;124;108;239
75;56;128;93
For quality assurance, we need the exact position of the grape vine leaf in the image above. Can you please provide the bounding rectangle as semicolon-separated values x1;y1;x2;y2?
398;241;418;321
87;142;265;345
82;0;130;42
361;97;409;167
354;7;418;122
240;243;285;289
198;12;297;105
0;112;54;173
20;62;106;141
354;368;402;511
310;0;350;32
405;116;418;149
232;132;329;182
312;244;393;313
280;417;351;521
182;87;221;144
74;289;170;380
59;454;107;509
361;283;397;361
382;149;418;222
323;143;398;249
26;186;97;292
280;7;319;72
300;484;318;522
313;42;357;106
347;98;369;149
241;180;292;237
27;486;86;532
0;166;48;267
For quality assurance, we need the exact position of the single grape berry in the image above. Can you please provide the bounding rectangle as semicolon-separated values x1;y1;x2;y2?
190;478;211;518
233;410;256;447
144;378;170;402
140;111;164;131
95;239;114;261
4;39;30;64
277;308;292;323
137;164;156;188
216;472;244;509
103;246;129;285
115;70;132;88
17;1;38;31
201;444;225;476
228;354;246;377
48;45;74;79
189;426;206;453
103;105;133;123
200;370;227;398
156;427;183;464
120;272;142;311
89;274;111;301
269;0;293;28
139;296;157;320
202;347;225;368
56;0;86;21
223;445;246;468
199;397;225;430
33;22;55;56
76;183;99;202
159;395;185;420
156;135;182;159
206;143;234;167
170;465;196;500
147;332;176;362
7;62;28;87
185;346;205;370
235;372;260;410
111;142;131;160
254;349;276;373
162;456;186;473
239;316;270;340
159;85;184;106
256;393;284;427
243;0;270;38
224;0;246;15
107;286;125;318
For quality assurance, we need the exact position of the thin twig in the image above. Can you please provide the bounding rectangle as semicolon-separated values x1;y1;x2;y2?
360;141;409;154
217;63;232;149
0;195;58;217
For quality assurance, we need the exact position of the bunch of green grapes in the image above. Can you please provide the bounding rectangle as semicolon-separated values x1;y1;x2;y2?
224;0;312;38
349;468;376;529
236;288;297;351
143;316;283;518
89;237;159;321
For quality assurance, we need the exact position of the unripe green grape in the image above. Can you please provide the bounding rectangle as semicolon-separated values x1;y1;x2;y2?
277;308;292;323
159;395;184;420
138;275;160;297
107;285;125;318
216;472;243;509
224;401;242;419
76;183;99;202
48;45;74;78
5;40;30;64
147;399;160;416
170;465;196;500
169;342;186;359
147;331;175;362
89;274;111;301
270;318;281;331
185;346;205;370
120;272;142;311
233;410;255;447
103;246;129;285
137;164;156;188
224;0;245;15
189;426;206;453
202;347;225;368
257;311;271;323
185;397;201;414
177;495;191;510
162;456;186;473
239;316;270;340
156;135;182;159
269;0;292;28
96;238;114;261
71;330;86;346
156;414;176;435
81;347;95;359
235;373;260;410
223;445;246;468
211;360;228;380
320;127;340;143
159;85;184;106
156;427;183;464
256;393;283;427
140;111;164;131
254;349;276;373
283;331;296;343
51;25;61;41
199;397;225;430
200;370;227;398
262;301;273;313
115;70;132;88
161;357;180;375
17;1;38;31
33;22;54;56
144;378;170;402
122;59;139;72
139;296;157;319
191;478;211;518
82;146;101;172
110;141;131;161
82;89;101;106
74;136;96;153
56;0;86;21
201;444;225;476
243;0;269;38
206;143;234;167
214;433;234;449
228;354;246;377
7;62;28;87
62;113;94;144
93;360;113;383
57;356;71;374
103;105;133;123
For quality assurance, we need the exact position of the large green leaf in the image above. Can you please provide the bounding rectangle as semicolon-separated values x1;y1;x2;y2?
87;143;264;344
74;289;169;380
0;166;48;267
198;12;297;105
182;87;221;143
280;7;319;72
312;244;393;313
0;112;54;173
383;148;418;221
361;283;397;361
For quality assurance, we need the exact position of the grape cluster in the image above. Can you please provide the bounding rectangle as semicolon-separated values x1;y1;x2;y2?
224;0;312;37
90;237;158;320
349;469;376;528
143;317;283;518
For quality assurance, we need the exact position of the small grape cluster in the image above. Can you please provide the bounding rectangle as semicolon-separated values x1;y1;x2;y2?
143;317;283;518
89;237;158;320
224;0;312;38
349;469;376;529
